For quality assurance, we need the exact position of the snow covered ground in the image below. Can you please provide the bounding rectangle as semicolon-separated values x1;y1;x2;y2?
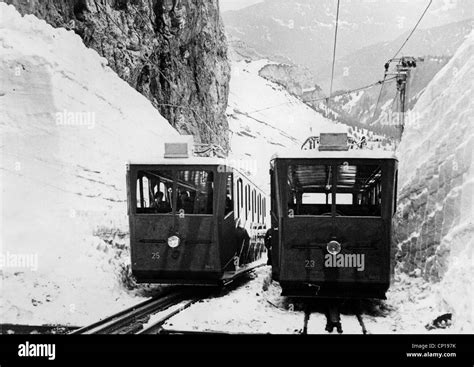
162;266;453;334
0;4;179;326
164;267;305;334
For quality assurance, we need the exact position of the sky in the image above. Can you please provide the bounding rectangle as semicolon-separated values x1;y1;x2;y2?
220;0;263;12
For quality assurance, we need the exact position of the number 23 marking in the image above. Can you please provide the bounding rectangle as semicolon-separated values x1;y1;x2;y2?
305;260;315;268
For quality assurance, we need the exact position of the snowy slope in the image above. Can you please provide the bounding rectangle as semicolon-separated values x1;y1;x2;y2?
0;4;179;325
395;31;474;333
227;59;344;189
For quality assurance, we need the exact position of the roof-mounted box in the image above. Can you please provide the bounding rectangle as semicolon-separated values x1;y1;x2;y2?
164;135;194;158
319;133;349;151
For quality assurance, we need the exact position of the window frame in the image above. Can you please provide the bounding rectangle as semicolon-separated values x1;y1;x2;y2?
245;184;249;221
284;160;385;218
134;166;216;217
252;189;256;222
257;193;261;223
236;177;243;219
225;172;234;219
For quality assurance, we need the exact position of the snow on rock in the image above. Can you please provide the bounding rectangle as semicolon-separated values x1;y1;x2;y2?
0;4;179;325
394;31;474;333
227;59;345;189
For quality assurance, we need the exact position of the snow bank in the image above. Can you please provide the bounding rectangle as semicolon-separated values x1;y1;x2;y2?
0;4;178;325
395;31;473;333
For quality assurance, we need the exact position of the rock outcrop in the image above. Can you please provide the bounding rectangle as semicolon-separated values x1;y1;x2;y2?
4;0;231;151
258;63;323;101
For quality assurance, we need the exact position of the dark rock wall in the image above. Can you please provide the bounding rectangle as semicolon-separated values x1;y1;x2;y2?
4;0;231;151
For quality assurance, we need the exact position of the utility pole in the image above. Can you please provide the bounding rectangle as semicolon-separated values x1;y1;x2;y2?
384;56;423;141
396;65;408;140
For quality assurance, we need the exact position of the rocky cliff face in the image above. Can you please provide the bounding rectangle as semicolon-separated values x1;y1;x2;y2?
4;0;231;151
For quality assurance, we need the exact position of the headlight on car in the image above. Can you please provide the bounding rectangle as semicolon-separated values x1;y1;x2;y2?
168;235;180;248
327;240;341;255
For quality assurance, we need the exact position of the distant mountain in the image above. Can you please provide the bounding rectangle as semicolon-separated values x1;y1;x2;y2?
223;0;473;76
310;56;452;139
246;53;453;140
318;18;473;91
220;0;263;12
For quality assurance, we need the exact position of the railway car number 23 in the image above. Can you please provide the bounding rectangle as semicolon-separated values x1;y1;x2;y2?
152;252;161;260
305;260;315;268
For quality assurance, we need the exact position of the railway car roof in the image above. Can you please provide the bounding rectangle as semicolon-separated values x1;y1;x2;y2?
128;157;228;166
128;157;268;194
272;149;398;160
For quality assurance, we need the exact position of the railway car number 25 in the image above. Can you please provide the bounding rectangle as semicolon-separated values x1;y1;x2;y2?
152;252;161;260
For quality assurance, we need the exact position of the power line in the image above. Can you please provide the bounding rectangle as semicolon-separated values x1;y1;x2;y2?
245;77;396;115
248;1;432;125
390;0;433;61
373;0;432;124
372;75;387;122
328;0;341;105
307;77;396;103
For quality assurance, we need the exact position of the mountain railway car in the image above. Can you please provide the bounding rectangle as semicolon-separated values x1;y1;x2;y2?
270;133;398;299
126;143;269;286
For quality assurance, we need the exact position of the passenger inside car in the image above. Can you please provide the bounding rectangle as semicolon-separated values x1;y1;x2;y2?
151;191;172;213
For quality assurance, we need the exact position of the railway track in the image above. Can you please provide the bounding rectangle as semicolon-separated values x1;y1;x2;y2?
137;297;201;334
301;300;369;335
71;289;207;335
71;268;370;335
159;307;369;335
71;268;262;335
153;296;371;335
